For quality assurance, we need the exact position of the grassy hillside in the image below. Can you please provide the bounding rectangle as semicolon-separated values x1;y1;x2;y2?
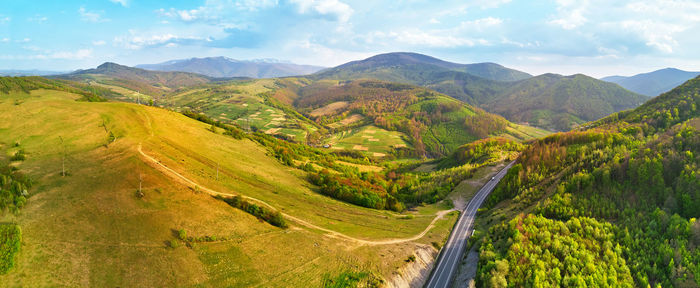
473;76;700;287
0;79;506;286
159;78;318;143
484;73;648;131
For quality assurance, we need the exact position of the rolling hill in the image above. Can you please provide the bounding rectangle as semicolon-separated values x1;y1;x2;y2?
137;57;325;78
315;53;647;131
602;68;700;96
314;52;532;82
474;75;700;287
0;77;476;286
55;62;213;97
290;79;548;157
484;73;648;131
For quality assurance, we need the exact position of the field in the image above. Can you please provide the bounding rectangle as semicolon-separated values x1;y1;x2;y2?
499;123;551;141
324;125;410;157
0;88;480;286
166;79;316;142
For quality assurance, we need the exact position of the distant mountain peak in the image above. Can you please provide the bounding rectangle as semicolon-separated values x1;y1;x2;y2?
602;68;700;96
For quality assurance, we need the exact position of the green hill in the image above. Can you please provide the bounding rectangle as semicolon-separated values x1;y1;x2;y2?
314;53;648;132
0;77;479;286
55;62;213;98
314;52;532;82
475;76;700;287
485;73;648;131
602;68;700;96
292;79;548;157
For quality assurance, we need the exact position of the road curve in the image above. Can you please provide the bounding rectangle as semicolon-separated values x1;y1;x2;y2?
424;161;516;288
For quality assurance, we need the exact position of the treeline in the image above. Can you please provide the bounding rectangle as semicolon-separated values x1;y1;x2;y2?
216;195;287;228
310;169;403;211
0;76;111;102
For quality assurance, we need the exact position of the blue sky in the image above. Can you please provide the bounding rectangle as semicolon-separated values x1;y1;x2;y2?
1;0;699;77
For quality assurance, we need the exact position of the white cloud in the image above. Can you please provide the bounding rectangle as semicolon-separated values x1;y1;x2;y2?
429;18;440;24
157;0;278;22
113;31;203;49
289;0;353;22
92;40;106;46
1;38;9;43
17;38;31;43
79;7;108;23
549;0;589;30
619;20;684;53
459;17;503;31
109;0;129;7
0;16;10;24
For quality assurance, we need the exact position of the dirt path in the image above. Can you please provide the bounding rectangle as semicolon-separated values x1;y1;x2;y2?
137;143;453;246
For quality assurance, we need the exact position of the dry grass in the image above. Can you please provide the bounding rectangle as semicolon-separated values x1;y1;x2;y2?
0;88;459;286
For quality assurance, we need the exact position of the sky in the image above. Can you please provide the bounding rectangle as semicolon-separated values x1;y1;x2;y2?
1;0;699;77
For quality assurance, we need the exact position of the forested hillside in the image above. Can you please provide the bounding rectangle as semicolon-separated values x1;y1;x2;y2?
476;76;700;287
485;73;648;131
314;53;647;132
292;80;547;157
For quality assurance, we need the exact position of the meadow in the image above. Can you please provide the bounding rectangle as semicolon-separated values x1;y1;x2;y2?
0;87;496;286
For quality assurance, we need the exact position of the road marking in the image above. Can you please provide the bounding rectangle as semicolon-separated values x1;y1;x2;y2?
425;162;514;288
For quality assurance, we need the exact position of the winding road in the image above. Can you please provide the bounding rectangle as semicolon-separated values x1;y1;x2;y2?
424;161;515;288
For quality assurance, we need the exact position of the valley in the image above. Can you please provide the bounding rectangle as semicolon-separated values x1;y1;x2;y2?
1;53;698;288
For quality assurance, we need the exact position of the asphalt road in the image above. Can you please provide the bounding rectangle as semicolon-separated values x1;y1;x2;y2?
424;161;516;288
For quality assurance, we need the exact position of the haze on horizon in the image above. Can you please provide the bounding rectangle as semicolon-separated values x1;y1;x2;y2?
1;0;699;77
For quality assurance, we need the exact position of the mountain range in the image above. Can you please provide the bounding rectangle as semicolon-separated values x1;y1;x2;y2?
602;68;700;97
136;56;325;78
313;52;647;131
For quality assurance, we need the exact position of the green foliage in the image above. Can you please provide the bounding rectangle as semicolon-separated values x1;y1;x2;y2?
437;137;523;169
478;214;634;287
322;269;383;288
217;195;288;228
0;223;21;274
486;74;648;131
296;80;511;156
0;161;32;214
478;77;700;287
9;149;25;161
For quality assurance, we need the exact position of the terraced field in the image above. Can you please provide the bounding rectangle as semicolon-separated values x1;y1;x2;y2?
324;125;410;157
166;79;317;142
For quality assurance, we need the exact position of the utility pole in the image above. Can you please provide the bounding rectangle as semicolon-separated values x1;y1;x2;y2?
136;91;140;105
59;136;66;177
